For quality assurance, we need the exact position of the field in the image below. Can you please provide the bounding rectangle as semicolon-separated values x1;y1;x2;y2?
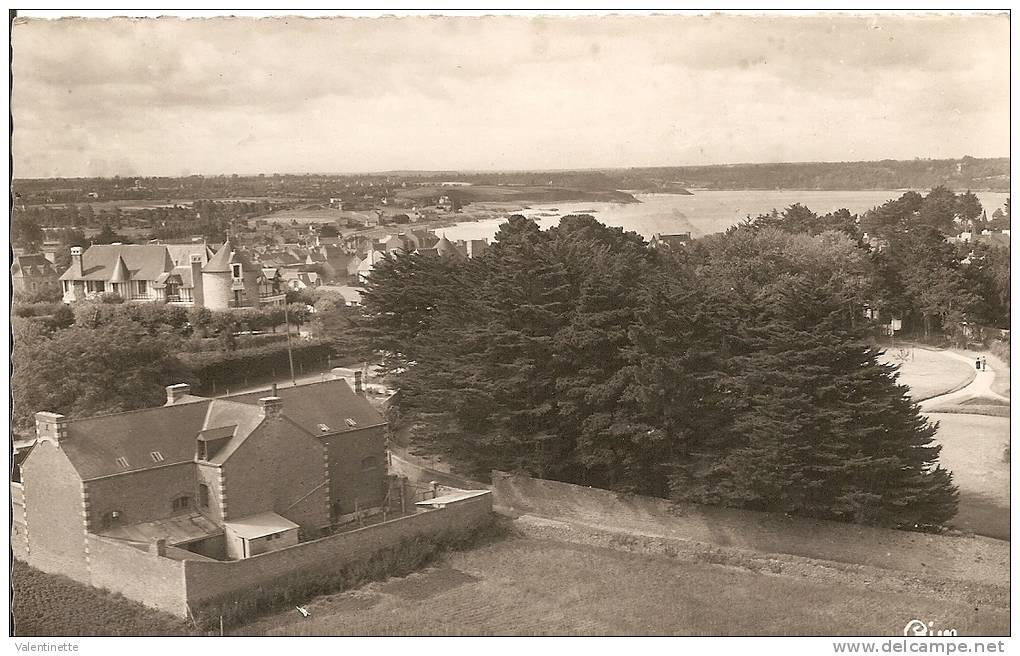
240;535;1008;636
11;560;194;636
928;413;1010;540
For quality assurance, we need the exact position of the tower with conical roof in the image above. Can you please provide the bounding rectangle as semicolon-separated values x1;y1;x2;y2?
435;235;464;259
201;241;236;310
202;241;261;310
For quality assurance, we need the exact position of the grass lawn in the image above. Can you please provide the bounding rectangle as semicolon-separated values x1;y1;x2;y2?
928;413;1010;540
238;537;1008;636
881;347;975;401
11;560;195;636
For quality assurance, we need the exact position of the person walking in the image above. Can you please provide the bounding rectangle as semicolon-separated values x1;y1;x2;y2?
982;356;988;371
976;358;982;370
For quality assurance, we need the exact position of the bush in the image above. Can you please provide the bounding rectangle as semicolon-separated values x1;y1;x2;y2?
13;286;62;304
193;517;506;631
990;338;1010;366
12;301;65;318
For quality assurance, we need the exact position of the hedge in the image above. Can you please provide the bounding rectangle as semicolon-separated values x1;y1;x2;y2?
180;340;335;392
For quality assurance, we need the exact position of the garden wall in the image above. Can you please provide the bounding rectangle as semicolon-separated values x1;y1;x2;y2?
85;535;189;617
183;491;492;610
491;471;1008;587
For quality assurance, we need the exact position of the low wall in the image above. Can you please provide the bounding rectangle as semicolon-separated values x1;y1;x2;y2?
492;471;1008;587
184;491;492;609
85;535;189;617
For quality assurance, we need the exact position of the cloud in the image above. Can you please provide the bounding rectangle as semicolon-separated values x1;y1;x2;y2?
10;13;1010;177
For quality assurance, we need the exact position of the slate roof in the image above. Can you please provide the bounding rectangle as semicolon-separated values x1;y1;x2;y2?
59;398;267;480
11;254;57;278
165;244;213;266
61;401;214;480
225;378;385;437
203;241;235;273
48;380;382;481
59;244;176;282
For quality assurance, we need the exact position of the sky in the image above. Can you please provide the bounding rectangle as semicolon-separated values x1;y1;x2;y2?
11;12;1011;178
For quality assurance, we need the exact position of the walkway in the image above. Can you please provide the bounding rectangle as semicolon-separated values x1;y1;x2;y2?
917;350;1010;410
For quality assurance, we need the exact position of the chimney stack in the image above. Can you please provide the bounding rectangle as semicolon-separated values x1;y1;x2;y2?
259;396;283;419
35;412;68;446
149;539;167;557
354;371;363;394
189;254;204;308
165;383;191;406
271;383;278;396
69;246;84;278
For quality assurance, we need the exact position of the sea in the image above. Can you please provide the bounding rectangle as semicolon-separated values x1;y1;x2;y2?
439;190;1011;242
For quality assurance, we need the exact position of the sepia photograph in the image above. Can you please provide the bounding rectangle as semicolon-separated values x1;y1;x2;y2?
6;7;1012;647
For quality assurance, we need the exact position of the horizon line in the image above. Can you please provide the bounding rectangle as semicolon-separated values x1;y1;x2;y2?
12;154;1011;182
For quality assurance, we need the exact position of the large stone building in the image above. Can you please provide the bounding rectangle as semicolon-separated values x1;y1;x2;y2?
58;241;285;310
14;378;388;577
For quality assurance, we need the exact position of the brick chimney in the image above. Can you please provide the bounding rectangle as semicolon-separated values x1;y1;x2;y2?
165;383;191;405
68;246;84;278
35;412;68;446
149;538;167;557
354;370;363;394
259;396;283;419
189;254;204;307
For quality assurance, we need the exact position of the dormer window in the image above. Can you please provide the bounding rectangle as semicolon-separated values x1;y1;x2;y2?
150;451;164;462
115;457;130;469
317;423;331;432
345;418;358;428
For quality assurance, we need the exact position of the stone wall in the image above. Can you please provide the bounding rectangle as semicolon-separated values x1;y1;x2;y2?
86;535;189;617
184;492;491;610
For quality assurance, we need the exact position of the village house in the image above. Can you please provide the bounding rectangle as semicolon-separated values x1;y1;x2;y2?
14;378;388;578
649;232;692;249
10;253;60;297
58;241;286;310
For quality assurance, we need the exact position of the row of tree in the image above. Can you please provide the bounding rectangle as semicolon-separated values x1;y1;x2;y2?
359;213;960;530
10;289;360;432
749;188;1010;334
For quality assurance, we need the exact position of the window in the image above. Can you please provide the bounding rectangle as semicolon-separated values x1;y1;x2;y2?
231;263;243;279
150;451;164;462
317;423;331;433
136;280;147;296
198;484;210;508
361;456;379;472
345;418;358;428
115;457;130;469
172;496;191;512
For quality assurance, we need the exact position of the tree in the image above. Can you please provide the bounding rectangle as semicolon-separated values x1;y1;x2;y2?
918;186;958;234
670;227;958;527
956;190;983;225
12;323;192;430
12;213;45;252
360;215;960;530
